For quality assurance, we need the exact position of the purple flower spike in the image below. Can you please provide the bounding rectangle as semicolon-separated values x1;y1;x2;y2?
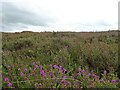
65;81;69;85
53;76;56;79
92;74;96;77
63;76;66;79
81;69;86;74
4;78;9;82
82;70;85;72
59;66;63;71
59;65;62;69
35;65;39;68
78;68;81;72
78;72;81;75
53;65;58;69
8;82;12;87
75;81;79;85
20;72;25;77
87;73;91;76
40;70;46;77
111;80;116;84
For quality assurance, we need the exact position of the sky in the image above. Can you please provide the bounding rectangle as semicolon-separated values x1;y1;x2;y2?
0;0;119;32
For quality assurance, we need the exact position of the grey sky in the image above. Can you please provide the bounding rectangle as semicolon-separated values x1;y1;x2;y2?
0;0;119;32
3;3;48;26
2;2;56;32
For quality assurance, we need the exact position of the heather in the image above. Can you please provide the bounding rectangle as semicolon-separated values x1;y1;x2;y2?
2;31;120;88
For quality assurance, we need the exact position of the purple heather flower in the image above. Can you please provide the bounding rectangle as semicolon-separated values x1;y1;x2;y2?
63;76;66;79
87;73;91;77
8;82;12;87
81;69;86;74
35;65;39;68
78;72;81;75
53;65;58;69
75;81;79;85
4;78;9;82
78;68;81;72
40;70;46;77
59;66;63;72
59;65;62;69
61;79;69;85
65;81;69;85
81;69;85;72
111;80;116;84
92;73;97;77
20;72;25;77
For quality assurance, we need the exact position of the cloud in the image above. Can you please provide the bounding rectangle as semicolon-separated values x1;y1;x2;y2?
1;0;118;32
2;2;55;31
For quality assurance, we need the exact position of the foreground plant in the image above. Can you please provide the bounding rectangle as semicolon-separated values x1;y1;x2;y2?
2;62;120;88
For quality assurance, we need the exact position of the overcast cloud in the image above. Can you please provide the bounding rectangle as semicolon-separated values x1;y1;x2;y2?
1;0;119;32
1;2;56;32
3;2;50;25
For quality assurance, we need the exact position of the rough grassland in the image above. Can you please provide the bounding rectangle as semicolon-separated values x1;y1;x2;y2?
2;31;120;88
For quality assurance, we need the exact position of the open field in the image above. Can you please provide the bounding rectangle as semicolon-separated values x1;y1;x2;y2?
2;30;120;88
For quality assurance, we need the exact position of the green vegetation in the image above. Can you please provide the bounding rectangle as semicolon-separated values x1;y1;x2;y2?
2;30;120;88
